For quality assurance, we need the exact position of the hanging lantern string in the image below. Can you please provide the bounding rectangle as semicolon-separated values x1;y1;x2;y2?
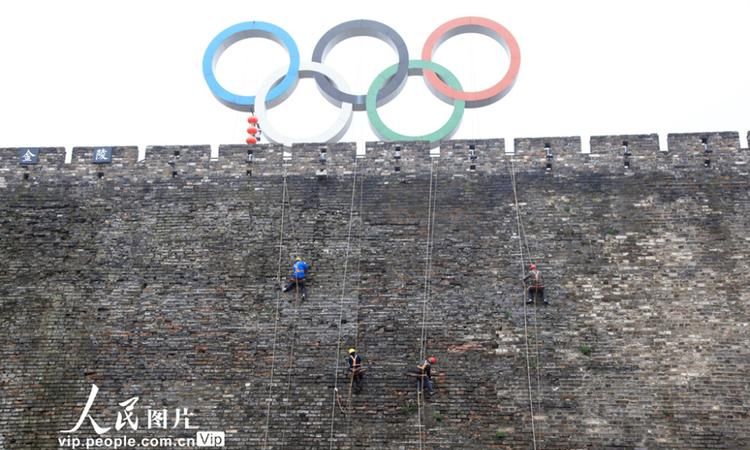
246;113;260;145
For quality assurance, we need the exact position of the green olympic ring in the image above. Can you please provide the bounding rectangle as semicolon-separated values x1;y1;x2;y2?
366;60;465;143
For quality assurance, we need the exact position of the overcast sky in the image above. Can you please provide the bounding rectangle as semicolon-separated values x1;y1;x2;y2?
0;0;748;150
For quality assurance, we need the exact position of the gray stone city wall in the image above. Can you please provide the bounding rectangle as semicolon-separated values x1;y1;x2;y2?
0;132;748;449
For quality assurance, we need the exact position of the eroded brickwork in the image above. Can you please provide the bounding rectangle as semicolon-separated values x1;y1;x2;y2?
0;132;748;449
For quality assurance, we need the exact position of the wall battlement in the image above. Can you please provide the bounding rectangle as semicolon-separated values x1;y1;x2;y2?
0;131;746;185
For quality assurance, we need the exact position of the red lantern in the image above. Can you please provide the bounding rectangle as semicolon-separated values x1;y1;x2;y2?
247;127;258;135
248;116;258;124
246;136;257;145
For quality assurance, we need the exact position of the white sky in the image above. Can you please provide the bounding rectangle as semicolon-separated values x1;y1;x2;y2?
0;0;748;150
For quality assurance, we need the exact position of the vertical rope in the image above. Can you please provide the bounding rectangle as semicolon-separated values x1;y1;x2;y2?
346;160;367;437
261;168;288;450
279;155;304;449
514;170;545;443
328;158;359;449
417;158;439;450
279;299;300;449
509;157;538;450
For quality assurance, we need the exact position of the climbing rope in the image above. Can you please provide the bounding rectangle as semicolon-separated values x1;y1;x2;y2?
261;168;289;450
279;306;301;449
511;163;545;436
417;157;439;450
347;160;365;416
345;158;367;437
508;156;539;450
279;159;307;449
327;157;360;449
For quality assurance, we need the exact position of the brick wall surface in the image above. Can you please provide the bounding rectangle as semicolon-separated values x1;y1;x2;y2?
0;133;749;449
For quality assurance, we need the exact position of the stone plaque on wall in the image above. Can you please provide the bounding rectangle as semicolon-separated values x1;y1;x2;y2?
92;147;113;164
18;148;39;165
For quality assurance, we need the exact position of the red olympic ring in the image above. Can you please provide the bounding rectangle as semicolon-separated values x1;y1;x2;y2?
421;17;521;108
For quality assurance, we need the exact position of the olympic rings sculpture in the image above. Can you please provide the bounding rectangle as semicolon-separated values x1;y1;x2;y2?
203;17;521;146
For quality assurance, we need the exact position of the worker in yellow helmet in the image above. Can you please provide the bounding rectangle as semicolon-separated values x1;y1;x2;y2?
346;348;364;394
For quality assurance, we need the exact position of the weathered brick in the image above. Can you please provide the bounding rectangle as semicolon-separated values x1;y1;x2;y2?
0;135;748;449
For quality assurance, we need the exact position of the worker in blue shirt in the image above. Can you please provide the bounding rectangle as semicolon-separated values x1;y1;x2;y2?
283;256;310;300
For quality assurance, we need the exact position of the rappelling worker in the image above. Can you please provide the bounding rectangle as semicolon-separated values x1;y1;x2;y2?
524;263;547;305
415;356;437;396
283;256;310;300
346;348;364;393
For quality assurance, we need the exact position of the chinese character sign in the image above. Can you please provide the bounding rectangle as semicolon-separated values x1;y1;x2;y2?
19;148;39;165
92;148;113;164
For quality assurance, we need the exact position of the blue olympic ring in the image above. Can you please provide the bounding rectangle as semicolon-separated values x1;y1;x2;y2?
202;21;300;112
